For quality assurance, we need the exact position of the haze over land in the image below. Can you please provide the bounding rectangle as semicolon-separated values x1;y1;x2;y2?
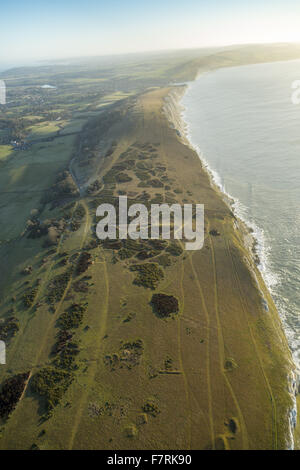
1;0;300;63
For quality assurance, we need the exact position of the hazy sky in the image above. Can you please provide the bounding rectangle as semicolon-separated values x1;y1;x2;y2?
2;0;300;62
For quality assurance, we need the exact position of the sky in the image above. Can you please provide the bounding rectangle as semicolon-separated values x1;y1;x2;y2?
1;0;300;64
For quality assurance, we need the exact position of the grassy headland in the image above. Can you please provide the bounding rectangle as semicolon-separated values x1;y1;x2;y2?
0;44;299;449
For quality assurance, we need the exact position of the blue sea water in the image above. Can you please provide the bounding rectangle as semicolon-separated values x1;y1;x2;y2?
182;59;300;371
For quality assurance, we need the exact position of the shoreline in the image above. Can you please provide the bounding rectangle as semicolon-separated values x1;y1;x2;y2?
163;82;298;449
174;66;300;376
163;84;270;275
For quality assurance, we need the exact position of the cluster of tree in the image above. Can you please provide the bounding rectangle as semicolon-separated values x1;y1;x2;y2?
151;293;179;318
0;372;30;419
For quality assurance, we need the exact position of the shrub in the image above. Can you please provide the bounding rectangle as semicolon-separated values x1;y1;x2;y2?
0;372;30;419
70;204;85;232
166;242;183;257
26;220;48;239
124;424;138;438
0;317;19;342
57;303;87;330
75;252;92;275
149;179;164;188
115;173;132;183
130;263;164;289
120;339;144;368
136;170;150;181
151;293;179;318
87;180;101;195
47;269;73;304
102;240;122;250
31;367;73;411
147;239;167;251
135;250;156;260
209;229;221;237
156;254;172;267
53;342;80;370
23;288;38;308
51;330;73;355
142;400;160;417
73;279;89;293
42;171;79;204
118;248;135;260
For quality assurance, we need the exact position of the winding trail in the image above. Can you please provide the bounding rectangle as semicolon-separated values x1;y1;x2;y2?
158;108;192;449
209;234;249;449
187;252;215;448
177;259;192;449
8;140;88;366
11;200;91;407
225;236;278;449
30;199;91;372
8;201;79;363
68;245;109;449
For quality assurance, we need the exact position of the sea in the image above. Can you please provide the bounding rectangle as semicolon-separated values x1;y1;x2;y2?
181;59;300;372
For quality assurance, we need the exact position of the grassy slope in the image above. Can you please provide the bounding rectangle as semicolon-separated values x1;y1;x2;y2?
0;44;299;450
0;86;295;450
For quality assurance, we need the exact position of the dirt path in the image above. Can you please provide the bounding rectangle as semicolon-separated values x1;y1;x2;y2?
158;109;193;448
177;259;192;449
188;252;215;448
25;200;91;378
225;237;278;449
7;201;80;363
68;244;109;449
209;234;249;449
19;371;32;401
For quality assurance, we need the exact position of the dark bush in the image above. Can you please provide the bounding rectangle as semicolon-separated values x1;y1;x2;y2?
51;330;73;355
23;288;38;308
115;173;132;183
70;203;85;232
0;372;30;419
76;252;92;275
53;342;80;370
0;317;19;342
57;303;87;330
209;229;221;237
47;269;73;304
31;367;73;411
166;242;183;257
130;263;164;289
142;400;160;417
151;293;179;318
